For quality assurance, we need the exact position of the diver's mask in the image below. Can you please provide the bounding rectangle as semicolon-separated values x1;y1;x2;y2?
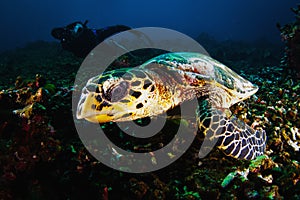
51;21;88;43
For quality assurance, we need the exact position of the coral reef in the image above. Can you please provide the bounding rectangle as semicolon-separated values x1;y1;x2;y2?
0;72;76;199
277;4;300;76
0;24;299;199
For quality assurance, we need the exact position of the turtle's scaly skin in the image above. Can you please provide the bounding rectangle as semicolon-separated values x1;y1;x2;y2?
77;52;266;160
197;100;266;160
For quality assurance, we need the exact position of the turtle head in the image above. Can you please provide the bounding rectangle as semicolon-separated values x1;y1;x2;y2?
76;69;159;123
212;62;259;108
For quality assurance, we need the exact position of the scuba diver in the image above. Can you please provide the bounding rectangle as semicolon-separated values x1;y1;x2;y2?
51;20;131;58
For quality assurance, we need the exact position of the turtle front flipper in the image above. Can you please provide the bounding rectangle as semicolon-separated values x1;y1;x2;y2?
196;100;266;160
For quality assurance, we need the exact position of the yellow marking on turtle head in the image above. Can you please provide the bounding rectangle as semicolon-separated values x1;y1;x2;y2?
77;70;166;123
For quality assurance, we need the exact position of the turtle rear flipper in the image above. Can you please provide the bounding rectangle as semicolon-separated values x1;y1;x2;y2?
197;100;266;160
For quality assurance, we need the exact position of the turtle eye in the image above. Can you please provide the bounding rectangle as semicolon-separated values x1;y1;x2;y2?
104;81;129;102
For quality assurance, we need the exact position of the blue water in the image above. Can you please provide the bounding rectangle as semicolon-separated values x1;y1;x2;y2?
0;0;296;52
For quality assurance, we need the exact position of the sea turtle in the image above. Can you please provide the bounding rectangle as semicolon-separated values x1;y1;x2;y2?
76;52;266;160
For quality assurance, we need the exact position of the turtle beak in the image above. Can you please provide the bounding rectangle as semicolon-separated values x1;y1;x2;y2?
76;92;88;120
239;81;259;101
248;84;258;95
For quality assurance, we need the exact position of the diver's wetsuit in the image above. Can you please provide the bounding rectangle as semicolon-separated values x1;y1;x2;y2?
51;21;131;57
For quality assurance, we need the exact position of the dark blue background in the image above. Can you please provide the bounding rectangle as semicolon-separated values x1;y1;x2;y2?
0;0;297;52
